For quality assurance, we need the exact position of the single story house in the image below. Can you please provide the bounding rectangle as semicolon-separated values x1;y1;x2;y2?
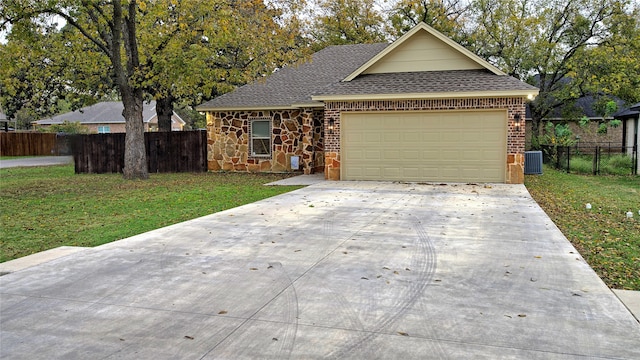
33;101;185;133
197;23;539;183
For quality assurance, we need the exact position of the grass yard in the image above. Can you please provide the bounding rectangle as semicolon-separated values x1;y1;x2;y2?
0;165;302;262
525;167;640;290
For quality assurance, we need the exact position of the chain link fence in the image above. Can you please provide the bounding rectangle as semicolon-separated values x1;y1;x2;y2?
541;144;638;176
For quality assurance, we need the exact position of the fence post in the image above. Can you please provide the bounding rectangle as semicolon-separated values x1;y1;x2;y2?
634;144;638;176
592;146;600;175
566;146;571;173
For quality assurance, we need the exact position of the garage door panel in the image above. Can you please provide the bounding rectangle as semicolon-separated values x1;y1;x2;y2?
342;111;506;182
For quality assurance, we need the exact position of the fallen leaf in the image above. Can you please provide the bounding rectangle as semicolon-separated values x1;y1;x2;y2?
184;336;194;340
218;310;228;314
518;314;527;318
398;331;409;336
361;277;369;280
250;267;258;271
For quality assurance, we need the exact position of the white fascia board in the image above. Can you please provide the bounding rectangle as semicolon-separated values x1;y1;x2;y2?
312;90;539;102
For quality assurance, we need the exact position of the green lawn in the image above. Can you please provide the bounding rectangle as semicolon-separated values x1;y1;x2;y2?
0;165;301;262
525;167;640;290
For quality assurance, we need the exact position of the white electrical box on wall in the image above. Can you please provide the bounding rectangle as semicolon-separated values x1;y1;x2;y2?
290;156;300;170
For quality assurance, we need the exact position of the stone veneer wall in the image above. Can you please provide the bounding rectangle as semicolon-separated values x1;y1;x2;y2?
206;109;323;174
323;98;528;184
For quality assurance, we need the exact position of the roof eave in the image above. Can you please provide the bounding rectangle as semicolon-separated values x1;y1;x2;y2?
312;90;539;102
196;104;310;112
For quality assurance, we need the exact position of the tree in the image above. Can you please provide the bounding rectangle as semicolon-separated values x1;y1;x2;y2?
569;3;640;105
2;0;308;145
468;0;635;148
308;0;387;50
0;20;109;125
387;0;468;40
137;0;307;131
2;0;152;179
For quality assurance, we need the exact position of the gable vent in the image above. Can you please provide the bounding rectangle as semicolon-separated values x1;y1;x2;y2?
524;151;543;175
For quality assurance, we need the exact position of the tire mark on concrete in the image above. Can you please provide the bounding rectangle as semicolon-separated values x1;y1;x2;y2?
326;212;439;359
267;262;299;359
198;261;300;359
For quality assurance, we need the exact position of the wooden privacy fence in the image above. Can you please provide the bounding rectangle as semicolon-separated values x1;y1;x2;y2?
70;130;208;174
0;132;61;156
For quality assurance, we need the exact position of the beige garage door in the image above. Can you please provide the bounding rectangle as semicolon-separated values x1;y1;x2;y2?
341;110;507;182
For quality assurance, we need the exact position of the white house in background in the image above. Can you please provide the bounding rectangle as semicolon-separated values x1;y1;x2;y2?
33;101;186;133
0;106;17;131
614;102;640;173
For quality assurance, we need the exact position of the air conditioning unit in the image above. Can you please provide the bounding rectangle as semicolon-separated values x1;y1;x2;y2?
524;151;543;175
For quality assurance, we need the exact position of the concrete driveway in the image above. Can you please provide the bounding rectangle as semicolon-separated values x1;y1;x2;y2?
0;156;73;169
1;182;639;359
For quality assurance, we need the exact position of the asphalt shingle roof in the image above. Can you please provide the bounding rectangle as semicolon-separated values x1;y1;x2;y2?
315;70;537;97
197;43;389;110
197;43;537;111
35;101;161;125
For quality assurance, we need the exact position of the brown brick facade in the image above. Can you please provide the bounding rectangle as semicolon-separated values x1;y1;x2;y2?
207;109;324;174
323;98;528;183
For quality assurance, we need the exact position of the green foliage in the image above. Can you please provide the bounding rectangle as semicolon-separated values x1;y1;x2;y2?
601;154;635;175
309;0;387;50
387;0;467;40
542;122;576;146
0;165;302;262
464;0;638;144
0;20;109;120
569;156;593;174
579;99;623;135
526;167;640;290
38;120;91;134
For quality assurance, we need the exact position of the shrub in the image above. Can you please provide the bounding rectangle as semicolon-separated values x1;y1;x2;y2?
569;156;593;174
39;120;91;134
601;155;634;175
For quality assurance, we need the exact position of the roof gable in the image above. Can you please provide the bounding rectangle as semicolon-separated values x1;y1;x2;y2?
344;23;504;81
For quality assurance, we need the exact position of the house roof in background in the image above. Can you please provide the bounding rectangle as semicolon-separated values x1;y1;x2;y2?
196;43;389;111
526;96;628;120
613;102;640;119
34;101;184;125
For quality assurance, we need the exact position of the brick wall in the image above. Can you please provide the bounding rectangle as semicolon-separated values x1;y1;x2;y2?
323;97;528;183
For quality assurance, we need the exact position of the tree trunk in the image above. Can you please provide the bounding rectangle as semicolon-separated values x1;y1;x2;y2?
156;96;174;132
118;0;148;180
121;92;149;179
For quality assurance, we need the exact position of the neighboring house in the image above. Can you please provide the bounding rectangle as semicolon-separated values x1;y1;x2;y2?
0;107;16;132
33;101;186;133
525;96;625;147
197;23;539;184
